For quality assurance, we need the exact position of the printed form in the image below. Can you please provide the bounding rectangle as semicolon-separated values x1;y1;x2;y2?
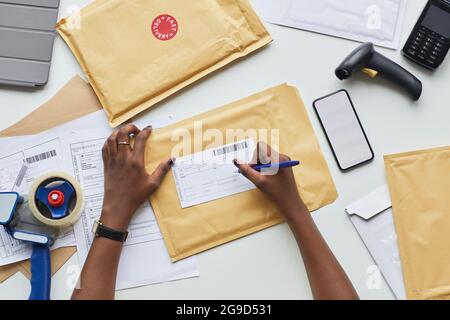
173;139;257;208
0;111;198;289
0;136;75;266
0;111;112;266
63;124;198;290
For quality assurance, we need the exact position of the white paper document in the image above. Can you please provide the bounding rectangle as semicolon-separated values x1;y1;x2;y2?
0;137;75;266
0;110;111;154
64;125;199;290
346;185;406;299
0;111;197;290
172;139;256;208
252;0;407;49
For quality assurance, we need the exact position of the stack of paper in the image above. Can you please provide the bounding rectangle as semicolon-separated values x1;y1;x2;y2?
0;111;199;290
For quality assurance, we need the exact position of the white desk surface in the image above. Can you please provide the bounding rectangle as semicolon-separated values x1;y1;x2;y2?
1;0;449;300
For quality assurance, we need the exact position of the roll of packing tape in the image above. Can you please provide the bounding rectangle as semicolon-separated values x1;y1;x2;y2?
29;172;84;228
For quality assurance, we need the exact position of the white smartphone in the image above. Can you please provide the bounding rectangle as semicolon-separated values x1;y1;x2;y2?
313;90;374;171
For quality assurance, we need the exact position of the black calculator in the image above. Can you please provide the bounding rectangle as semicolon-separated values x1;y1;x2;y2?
402;0;450;70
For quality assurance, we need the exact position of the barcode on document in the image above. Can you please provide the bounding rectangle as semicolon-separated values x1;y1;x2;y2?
213;141;248;156
25;150;57;164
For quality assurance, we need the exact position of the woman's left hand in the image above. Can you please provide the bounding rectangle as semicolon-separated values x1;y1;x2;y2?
100;124;174;230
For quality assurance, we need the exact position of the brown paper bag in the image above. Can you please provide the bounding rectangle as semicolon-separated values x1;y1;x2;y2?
146;84;338;262
0;75;102;282
57;0;272;127
385;146;450;300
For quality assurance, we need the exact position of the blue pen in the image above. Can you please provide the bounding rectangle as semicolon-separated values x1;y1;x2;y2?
252;161;300;172
235;160;300;173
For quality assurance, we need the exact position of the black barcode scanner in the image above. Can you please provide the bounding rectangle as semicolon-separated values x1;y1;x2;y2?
336;43;423;101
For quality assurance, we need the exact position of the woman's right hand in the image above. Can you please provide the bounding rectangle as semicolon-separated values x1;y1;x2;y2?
233;142;308;220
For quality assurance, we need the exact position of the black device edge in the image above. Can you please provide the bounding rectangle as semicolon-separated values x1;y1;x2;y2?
312;89;375;172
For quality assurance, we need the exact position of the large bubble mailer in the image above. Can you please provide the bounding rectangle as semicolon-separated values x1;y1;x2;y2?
145;84;338;262
57;0;272;127
385;146;450;300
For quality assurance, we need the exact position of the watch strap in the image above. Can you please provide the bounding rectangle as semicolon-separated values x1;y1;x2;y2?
94;221;128;242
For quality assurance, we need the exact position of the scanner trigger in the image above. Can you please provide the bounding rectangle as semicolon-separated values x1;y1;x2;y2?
362;68;379;78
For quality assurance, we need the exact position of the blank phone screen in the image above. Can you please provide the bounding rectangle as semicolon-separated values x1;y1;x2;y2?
314;90;373;170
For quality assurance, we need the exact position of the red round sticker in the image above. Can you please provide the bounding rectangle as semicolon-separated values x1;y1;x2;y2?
151;14;178;41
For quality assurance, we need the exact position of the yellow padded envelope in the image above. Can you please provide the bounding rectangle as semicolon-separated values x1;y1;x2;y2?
145;84;338;261
57;0;272;127
385;146;450;300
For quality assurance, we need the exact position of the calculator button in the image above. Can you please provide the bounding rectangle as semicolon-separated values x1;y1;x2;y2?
410;45;418;51
427;60;436;67
417;54;426;60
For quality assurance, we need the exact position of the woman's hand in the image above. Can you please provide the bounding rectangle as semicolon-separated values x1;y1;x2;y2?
101;124;174;230
235;144;359;300
72;124;173;300
233;142;307;219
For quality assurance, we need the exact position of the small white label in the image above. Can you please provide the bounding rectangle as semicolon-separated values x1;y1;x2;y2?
172;139;256;208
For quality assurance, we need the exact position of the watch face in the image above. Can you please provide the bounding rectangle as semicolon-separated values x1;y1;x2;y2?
91;220;100;234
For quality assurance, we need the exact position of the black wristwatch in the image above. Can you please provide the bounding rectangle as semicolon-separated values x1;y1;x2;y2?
92;220;128;242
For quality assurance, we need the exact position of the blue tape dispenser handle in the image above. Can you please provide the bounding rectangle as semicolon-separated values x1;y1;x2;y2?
29;244;51;300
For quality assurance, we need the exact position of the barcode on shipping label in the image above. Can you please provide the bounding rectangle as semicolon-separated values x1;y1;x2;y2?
25;150;57;164
213;141;248;157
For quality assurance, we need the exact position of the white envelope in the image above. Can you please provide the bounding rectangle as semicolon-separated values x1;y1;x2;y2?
345;185;406;299
252;0;407;49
